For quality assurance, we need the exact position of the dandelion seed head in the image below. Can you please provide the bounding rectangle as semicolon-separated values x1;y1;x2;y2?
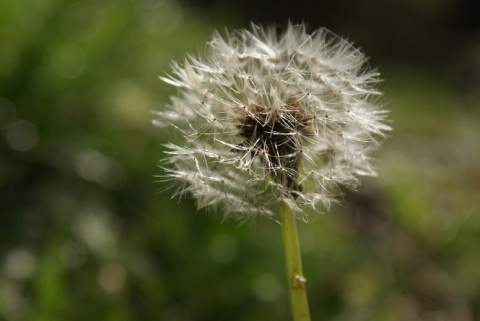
155;23;390;219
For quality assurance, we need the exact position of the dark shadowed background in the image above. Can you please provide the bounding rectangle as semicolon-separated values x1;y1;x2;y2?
1;0;479;320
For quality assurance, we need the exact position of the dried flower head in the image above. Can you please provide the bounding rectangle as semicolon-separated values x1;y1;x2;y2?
155;23;390;219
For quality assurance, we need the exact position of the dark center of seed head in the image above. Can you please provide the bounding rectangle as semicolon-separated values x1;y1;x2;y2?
235;100;312;194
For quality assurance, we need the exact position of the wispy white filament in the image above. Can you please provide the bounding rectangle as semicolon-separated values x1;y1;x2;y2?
155;23;390;219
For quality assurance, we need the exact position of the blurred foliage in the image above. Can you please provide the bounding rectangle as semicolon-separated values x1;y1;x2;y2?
0;1;479;321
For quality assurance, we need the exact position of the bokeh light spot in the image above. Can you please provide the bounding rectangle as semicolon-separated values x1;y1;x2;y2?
74;149;124;188
97;263;127;296
3;249;37;280
50;43;87;79
74;207;117;258
0;97;16;129
0;281;26;318
6;120;39;151
112;81;151;128
252;272;281;302
142;0;183;35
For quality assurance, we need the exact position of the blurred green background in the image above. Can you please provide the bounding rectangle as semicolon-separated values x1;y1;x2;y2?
1;0;479;320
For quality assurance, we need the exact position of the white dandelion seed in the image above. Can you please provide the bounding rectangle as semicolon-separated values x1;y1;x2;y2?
155;23;390;220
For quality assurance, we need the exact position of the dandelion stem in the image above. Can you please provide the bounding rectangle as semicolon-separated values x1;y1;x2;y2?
279;201;311;321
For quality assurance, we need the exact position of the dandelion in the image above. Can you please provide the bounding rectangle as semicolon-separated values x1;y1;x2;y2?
155;23;390;321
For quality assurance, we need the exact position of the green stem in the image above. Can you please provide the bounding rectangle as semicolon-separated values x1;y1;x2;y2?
279;201;311;321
